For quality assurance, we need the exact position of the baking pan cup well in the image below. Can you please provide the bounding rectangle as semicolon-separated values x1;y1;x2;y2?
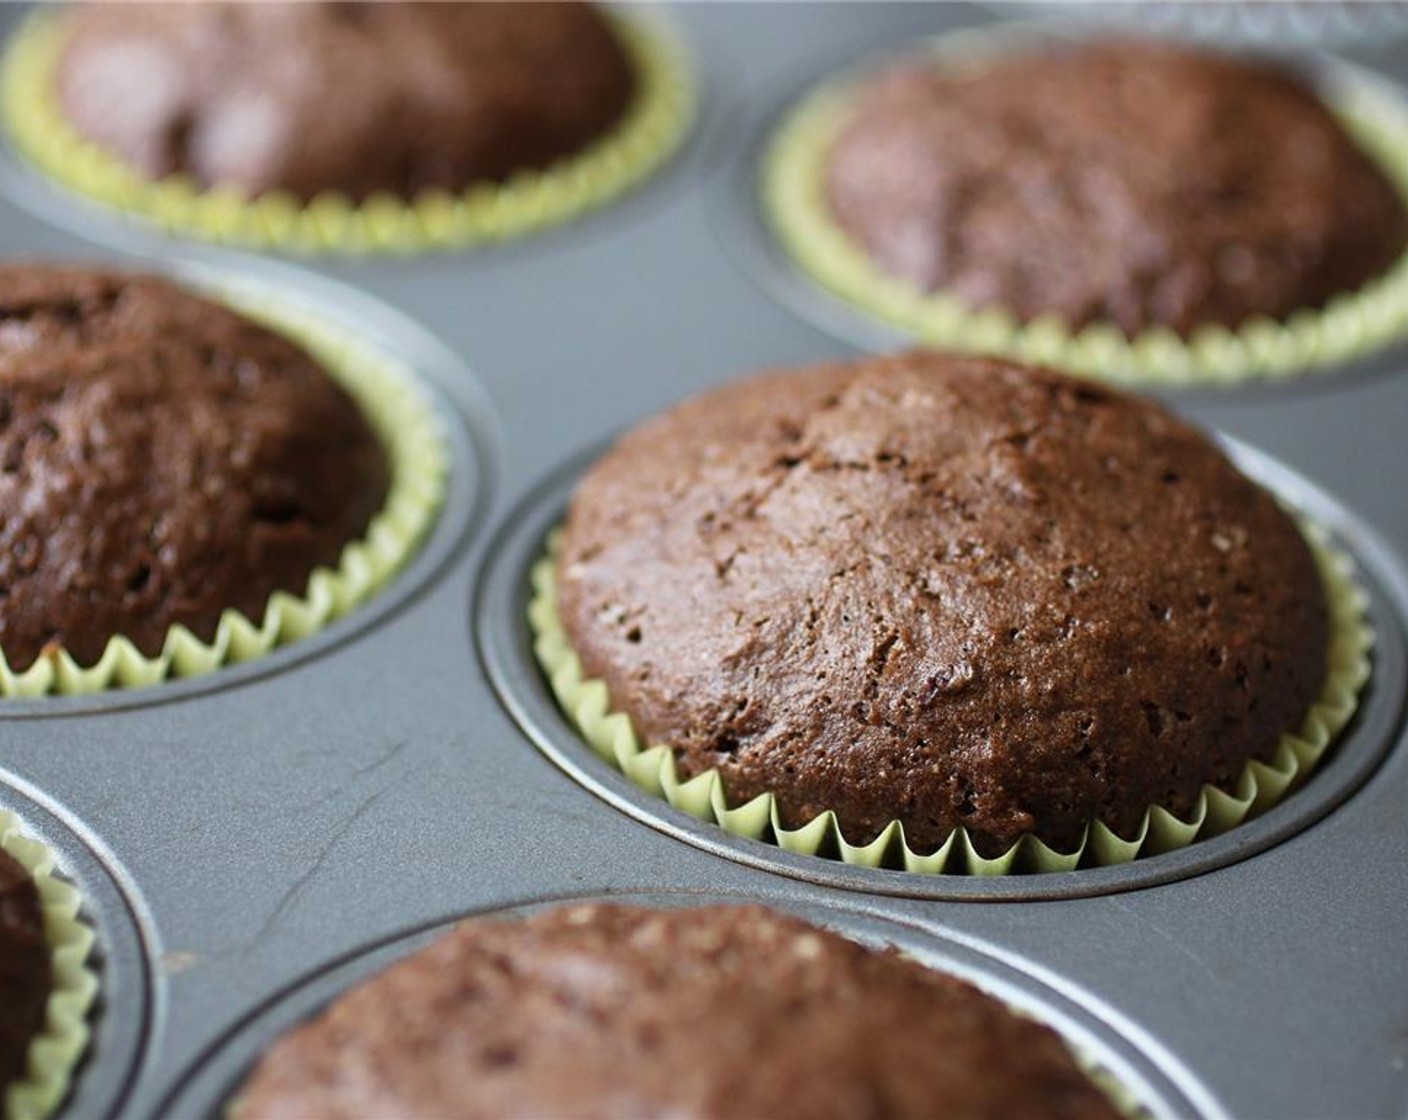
477;438;1406;901
0;808;97;1120
156;892;1215;1120
0;777;153;1120
752;24;1408;388
0;268;458;704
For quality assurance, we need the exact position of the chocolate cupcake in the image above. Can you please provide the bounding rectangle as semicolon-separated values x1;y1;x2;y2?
0;266;387;672
55;2;634;202
766;32;1408;384
546;351;1366;863
0;810;97;1120
2;3;693;252
0;265;446;698
825;39;1404;336
235;903;1123;1119
0;848;50;1106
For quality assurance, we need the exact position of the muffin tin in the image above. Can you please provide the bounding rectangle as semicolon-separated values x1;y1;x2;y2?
1;4;1407;1118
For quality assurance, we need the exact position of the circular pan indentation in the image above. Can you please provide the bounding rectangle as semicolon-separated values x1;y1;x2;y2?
157;889;1219;1120
0;255;498;719
708;24;1408;395
475;437;1407;901
0;774;154;1120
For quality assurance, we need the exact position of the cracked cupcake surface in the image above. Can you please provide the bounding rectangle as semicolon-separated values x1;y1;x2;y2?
825;39;1408;336
557;351;1328;855
53;1;635;201
235;903;1122;1119
0;847;49;1104
0;266;389;671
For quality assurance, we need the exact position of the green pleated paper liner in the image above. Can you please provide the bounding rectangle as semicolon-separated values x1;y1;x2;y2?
0;283;447;697
1;810;97;1120
763;26;1408;387
529;516;1371;876
1;12;694;255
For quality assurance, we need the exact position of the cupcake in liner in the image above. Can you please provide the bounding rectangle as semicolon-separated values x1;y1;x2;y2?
529;515;1372;876
0;283;448;698
0;11;694;255
226;901;1148;1120
762;27;1408;387
0;810;98;1120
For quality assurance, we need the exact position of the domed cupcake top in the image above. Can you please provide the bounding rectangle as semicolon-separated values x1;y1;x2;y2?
558;351;1328;855
825;39;1407;335
54;2;635;201
0;266;389;670
235;903;1121;1119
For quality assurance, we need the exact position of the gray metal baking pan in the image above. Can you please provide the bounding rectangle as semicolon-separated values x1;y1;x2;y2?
0;4;1405;1119
978;1;1408;53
